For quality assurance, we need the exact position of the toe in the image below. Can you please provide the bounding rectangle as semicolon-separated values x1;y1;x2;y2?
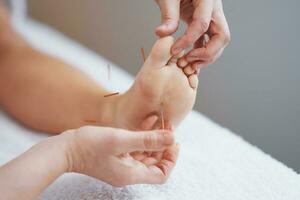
148;36;174;66
177;57;188;68
167;50;185;65
188;74;199;89
183;65;195;76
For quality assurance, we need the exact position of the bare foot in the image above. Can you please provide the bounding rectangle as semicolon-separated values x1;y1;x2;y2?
114;36;198;130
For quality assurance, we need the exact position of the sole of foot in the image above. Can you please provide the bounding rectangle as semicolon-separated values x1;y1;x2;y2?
115;36;198;130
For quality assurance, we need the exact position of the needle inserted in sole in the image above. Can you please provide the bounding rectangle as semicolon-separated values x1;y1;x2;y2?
104;92;119;97
140;47;146;62
161;107;165;130
84;119;97;123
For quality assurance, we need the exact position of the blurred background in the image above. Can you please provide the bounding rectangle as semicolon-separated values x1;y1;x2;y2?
26;0;299;172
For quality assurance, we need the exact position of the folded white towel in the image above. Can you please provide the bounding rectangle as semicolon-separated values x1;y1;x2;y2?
0;19;298;200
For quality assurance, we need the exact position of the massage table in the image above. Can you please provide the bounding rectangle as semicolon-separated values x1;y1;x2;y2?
0;16;299;200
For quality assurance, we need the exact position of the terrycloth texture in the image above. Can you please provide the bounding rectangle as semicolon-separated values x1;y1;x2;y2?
0;19;299;200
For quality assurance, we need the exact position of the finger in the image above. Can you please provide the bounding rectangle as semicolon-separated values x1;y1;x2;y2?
116;130;174;153
172;0;214;54
155;0;180;37
155;143;180;177
141;157;159;166
185;34;225;63
186;6;230;63
138;144;180;184
131;115;157;162
191;61;206;71
130;151;147;161
125;164;166;185
124;163;169;185
167;50;185;65
118;145;179;185
213;0;231;42
177;34;205;68
135;115;158;159
151;151;163;160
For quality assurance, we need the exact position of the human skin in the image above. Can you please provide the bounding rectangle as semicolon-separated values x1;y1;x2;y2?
117;36;198;131
0;7;198;134
0;126;178;200
0;1;232;197
0;0;229;134
0;6;186;196
0;15;153;133
155;0;231;70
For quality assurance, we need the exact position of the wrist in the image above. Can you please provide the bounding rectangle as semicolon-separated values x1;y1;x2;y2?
56;130;79;173
38;133;72;174
0;131;72;199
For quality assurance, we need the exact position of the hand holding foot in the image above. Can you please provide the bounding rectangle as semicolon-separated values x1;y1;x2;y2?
155;0;230;70
65;126;178;186
0;126;178;199
114;36;199;130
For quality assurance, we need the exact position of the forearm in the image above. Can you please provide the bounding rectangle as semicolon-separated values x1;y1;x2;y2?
0;36;119;133
0;135;69;200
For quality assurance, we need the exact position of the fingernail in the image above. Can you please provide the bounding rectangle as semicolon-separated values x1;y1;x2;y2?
172;47;183;55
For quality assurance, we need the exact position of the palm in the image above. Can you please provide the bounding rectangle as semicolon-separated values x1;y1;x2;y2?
122;148;174;177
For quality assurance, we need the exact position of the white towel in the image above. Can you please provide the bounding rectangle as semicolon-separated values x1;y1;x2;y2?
0;19;299;200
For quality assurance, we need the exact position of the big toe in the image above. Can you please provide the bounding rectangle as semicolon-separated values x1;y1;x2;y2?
148;36;174;66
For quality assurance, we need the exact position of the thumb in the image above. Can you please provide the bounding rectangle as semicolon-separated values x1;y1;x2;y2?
116;130;174;154
155;0;180;37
